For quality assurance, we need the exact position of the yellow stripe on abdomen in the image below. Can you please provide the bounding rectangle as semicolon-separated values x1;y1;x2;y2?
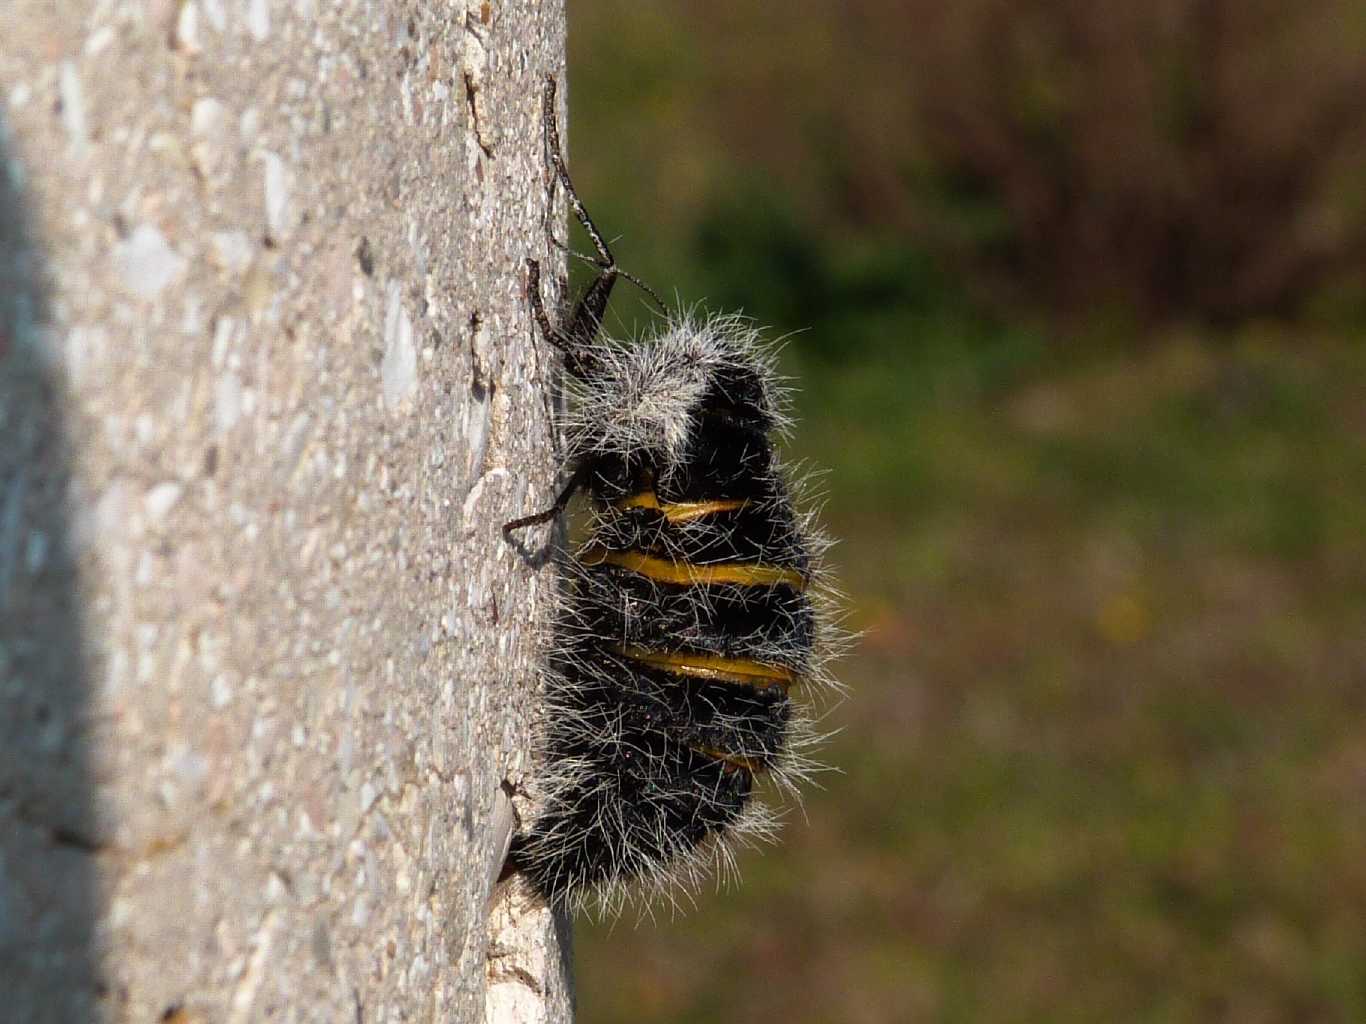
611;643;796;691
617;490;750;524
581;546;807;591
693;745;764;774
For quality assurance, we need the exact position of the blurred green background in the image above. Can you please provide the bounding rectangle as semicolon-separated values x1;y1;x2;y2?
563;2;1366;1020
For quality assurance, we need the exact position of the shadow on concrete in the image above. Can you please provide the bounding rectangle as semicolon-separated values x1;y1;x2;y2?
0;111;104;1020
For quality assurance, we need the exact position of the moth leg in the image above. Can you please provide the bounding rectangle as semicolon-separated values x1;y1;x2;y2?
538;75;618;363
538;76;668;364
526;258;572;362
503;464;588;537
528;257;603;385
541;74;614;272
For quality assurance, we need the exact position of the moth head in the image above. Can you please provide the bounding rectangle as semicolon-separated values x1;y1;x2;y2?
567;313;786;475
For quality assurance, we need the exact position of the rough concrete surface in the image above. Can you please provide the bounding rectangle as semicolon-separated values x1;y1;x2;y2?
1;1;573;1020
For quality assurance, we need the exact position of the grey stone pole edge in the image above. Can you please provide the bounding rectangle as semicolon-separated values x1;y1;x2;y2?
0;1;572;1021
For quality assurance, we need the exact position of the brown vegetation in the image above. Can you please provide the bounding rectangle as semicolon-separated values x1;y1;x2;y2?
684;0;1366;323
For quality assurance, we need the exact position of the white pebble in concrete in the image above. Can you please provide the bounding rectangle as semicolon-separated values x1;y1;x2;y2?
216;372;243;433
260;151;291;240
114;225;186;301
143;482;184;526
247;0;270;41
175;2;203;53
382;282;417;409
59;61;87;156
211;230;253;275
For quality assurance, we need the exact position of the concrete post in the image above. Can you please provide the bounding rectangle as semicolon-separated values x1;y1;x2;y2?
1;1;571;1019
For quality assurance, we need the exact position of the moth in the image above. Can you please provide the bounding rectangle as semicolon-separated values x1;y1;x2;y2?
505;75;841;914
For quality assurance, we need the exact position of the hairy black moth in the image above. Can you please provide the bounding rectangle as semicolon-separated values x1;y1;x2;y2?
505;75;841;914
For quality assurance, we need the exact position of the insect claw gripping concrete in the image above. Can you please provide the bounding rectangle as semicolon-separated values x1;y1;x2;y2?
505;74;844;916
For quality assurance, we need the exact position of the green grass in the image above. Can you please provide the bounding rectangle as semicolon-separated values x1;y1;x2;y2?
574;329;1366;1023
561;7;1366;1017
